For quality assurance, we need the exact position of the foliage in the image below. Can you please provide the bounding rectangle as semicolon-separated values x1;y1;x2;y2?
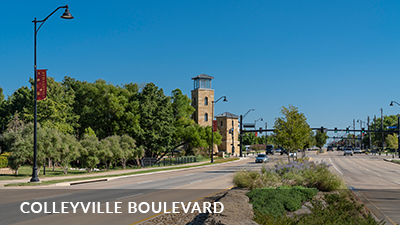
253;190;384;225
274;105;311;160
247;186;318;218
0;153;9;168
315;130;328;149
233;159;343;191
386;133;398;150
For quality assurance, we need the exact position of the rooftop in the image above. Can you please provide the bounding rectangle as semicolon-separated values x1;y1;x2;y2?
215;112;239;119
191;73;214;80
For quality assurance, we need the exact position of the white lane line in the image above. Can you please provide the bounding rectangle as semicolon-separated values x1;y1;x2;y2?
137;180;153;184
329;158;343;175
395;181;400;185
35;193;72;200
116;193;143;200
377;174;382;177
366;169;369;171
190;180;202;184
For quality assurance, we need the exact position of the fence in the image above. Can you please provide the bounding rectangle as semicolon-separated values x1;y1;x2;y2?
142;156;196;167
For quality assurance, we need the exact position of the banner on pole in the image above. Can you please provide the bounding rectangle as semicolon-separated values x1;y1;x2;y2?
213;120;217;132
36;69;47;101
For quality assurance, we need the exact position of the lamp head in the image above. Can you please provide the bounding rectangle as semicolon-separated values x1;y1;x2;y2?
61;6;74;19
390;101;394;106
223;96;227;102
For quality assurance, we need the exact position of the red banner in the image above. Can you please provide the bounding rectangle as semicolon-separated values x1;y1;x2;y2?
213;120;217;132
36;69;47;101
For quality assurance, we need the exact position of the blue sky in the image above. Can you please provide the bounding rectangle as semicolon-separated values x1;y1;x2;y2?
1;0;400;137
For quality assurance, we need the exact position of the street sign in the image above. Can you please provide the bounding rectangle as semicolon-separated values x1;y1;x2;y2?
388;126;397;129
243;123;256;128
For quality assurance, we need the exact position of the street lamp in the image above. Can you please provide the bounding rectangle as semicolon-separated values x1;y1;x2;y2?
239;109;255;157
211;96;227;163
389;101;400;158
31;5;74;183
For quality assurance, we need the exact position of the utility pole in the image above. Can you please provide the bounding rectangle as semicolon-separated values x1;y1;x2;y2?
381;108;384;154
368;116;371;151
353;119;356;147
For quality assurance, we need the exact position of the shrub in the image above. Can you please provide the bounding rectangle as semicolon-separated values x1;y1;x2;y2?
253;190;384;225
0;152;10;168
247;186;318;218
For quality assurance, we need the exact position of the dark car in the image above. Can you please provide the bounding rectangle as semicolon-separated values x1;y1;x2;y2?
280;148;288;155
337;146;343;151
327;146;334;151
255;154;268;163
266;144;275;155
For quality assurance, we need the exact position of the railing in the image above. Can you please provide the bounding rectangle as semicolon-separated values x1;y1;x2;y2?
142;156;197;167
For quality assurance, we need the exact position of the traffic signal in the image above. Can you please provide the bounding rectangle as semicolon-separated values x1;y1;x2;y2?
361;128;365;133
334;127;337;133
321;126;324;133
346;127;349;133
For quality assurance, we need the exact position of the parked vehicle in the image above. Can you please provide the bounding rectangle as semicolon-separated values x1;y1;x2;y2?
337;146;343;151
266;144;275;155
255;154;268;163
327;146;334;151
344;146;353;156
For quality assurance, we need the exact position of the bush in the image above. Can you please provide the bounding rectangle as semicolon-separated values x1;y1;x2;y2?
233;159;343;191
247;186;318;218
0;152;10;168
253;190;384;225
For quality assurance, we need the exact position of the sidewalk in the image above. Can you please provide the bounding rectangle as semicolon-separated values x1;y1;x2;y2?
0;158;246;188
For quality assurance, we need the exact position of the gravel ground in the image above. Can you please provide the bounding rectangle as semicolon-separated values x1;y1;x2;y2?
139;189;257;225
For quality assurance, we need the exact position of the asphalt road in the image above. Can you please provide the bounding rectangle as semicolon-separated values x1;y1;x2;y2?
0;156;267;225
312;150;400;225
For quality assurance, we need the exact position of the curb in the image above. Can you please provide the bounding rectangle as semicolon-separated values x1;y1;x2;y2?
15;158;244;187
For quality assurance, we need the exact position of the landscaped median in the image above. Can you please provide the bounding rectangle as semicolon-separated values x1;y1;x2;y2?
227;158;385;224
3;157;239;187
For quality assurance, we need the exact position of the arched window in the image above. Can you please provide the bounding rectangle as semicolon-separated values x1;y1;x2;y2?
204;97;208;106
205;113;208;122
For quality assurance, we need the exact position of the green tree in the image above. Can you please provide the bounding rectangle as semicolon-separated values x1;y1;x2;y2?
80;134;100;172
386;133;398;150
136;83;175;158
274;105;311;160
315;130;329;150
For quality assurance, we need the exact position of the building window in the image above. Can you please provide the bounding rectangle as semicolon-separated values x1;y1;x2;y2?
221;121;223;126
204;97;208;106
205;113;208;122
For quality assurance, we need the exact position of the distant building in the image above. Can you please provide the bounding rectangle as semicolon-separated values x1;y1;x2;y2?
191;74;214;127
215;112;239;154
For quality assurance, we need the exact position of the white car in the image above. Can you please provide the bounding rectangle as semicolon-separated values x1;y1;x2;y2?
344;147;353;156
289;152;297;157
354;147;362;154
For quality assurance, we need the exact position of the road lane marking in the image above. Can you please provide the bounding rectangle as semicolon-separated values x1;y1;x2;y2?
116;193;143;200
394;181;400;185
137;180;153;184
329;158;343;175
190;180;202;184
356;190;396;225
377;174;382;177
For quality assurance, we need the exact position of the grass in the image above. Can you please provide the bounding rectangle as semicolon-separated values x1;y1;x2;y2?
3;157;239;187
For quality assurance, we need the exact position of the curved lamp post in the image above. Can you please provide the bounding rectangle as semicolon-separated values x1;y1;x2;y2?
211;96;227;163
239;109;255;157
389;101;400;158
31;5;73;183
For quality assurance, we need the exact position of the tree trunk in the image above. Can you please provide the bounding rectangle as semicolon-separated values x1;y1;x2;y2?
122;159;126;169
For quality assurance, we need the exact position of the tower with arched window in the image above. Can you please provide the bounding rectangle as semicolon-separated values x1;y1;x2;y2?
191;74;214;126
